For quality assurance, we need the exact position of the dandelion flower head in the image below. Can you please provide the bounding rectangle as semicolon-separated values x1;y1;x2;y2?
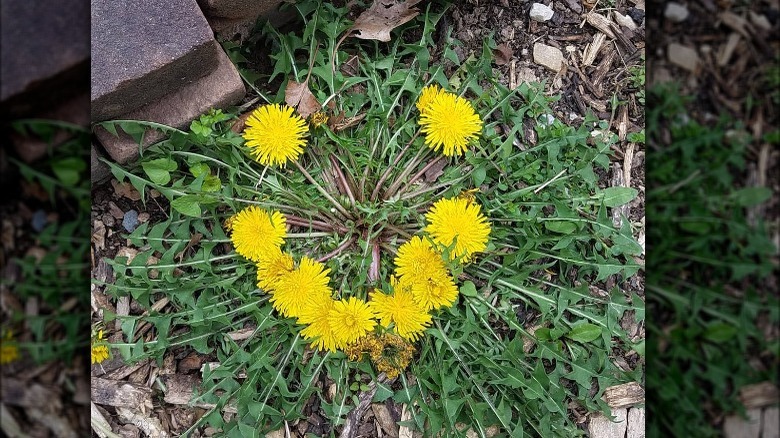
243;104;308;166
410;269;459;310
299;293;339;352
0;330;19;365
416;84;443;115
393;236;448;285
370;281;431;341
328;297;376;346
270;256;331;319
91;330;110;365
256;247;295;292
419;91;482;156
230;206;286;262
425;197;490;261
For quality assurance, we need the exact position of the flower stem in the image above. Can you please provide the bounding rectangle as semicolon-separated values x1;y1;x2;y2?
317;235;356;262
370;130;420;202
382;146;431;201
368;241;380;282
330;155;356;206
396;155;445;197
294;161;353;220
286;215;347;233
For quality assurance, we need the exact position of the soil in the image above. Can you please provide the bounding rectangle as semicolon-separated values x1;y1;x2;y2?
87;0;647;436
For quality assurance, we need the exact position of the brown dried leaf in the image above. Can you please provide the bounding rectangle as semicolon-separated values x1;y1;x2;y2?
350;0;422;42
111;179;142;201
492;43;513;66
284;79;321;118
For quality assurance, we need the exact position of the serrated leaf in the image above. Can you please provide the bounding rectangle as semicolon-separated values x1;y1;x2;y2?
142;158;177;185
544;220;576;234
566;323;602;343
601;187;638;207
171;195;202;217
460;281;478;297
732;187;771;207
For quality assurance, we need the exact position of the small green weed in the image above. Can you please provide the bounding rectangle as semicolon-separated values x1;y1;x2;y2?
646;82;778;437
97;2;643;436
2;120;90;363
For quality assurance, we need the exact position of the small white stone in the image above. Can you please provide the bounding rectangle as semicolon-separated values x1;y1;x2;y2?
569;112;579;121
667;42;699;72
533;43;564;72
540;114;556;126
749;11;772;31
664;2;689;22
530;3;555;22
613;11;638;30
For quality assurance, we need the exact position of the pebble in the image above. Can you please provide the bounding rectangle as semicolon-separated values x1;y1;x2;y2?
664;2;689;23
628;7;645;24
532;43;564;72
122;209;139;233
530;3;555;22
540;114;556;126
102;213;116;228
667;43;699;72
613;12;638;30
31;210;48;232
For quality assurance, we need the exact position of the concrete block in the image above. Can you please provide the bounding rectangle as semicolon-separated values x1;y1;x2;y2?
91;0;222;121
95;48;245;164
198;0;281;19
0;0;89;117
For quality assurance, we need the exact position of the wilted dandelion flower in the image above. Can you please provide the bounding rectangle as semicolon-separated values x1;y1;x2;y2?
91;330;110;365
0;330;19;365
310;111;329;128
425;197;490;261
347;333;414;379
394;236;448;285
410;269;459;310
256;247;295;292
230;206;286;262
271;256;332;318
328;297;376;346
299;293;339;352
243;104;308;166
418;91;482;156
370;280;431;341
416;84;443;115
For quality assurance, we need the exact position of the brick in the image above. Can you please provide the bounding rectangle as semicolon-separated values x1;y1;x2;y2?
198;0;281;20
0;0;89;117
91;0;222;121
95;48;245;164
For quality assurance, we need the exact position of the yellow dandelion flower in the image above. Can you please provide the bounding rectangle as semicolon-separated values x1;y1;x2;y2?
410;268;459;310
230;206;286;262
394;236;449;285
0;330;19;365
223;214;236;233
419;91;482;156
243;104;308;166
256;247;295;292
416;84;443;115
299;293;339;352
310;111;329;128
91;330;110;365
271;257;332;318
328;297;376;346
369;282;431;341
425;197;490;261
